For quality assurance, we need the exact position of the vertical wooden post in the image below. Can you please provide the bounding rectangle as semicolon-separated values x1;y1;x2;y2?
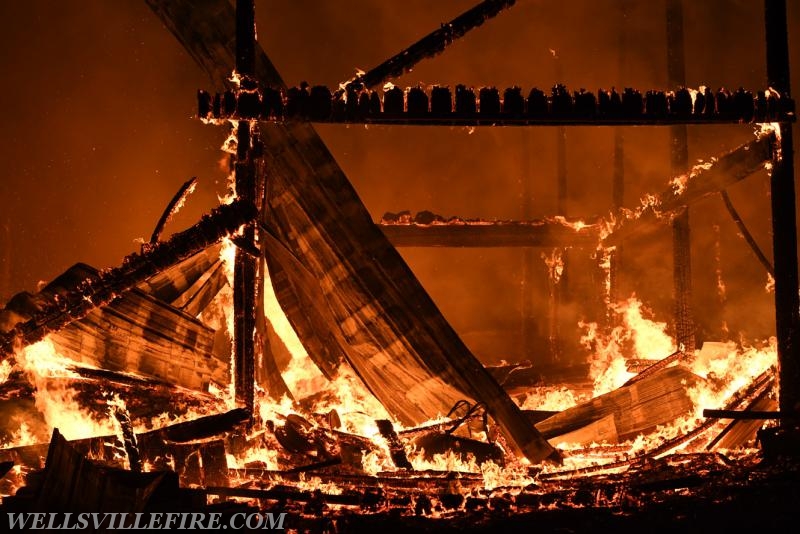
548;55;567;365
764;0;800;417
608;0;628;310
666;0;696;353
521;130;537;362
233;0;257;415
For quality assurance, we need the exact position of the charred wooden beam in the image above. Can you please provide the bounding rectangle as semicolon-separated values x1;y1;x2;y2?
378;220;600;248
0;199;256;358
233;0;258;418
140;408;250;443
376;420;413;470
765;0;800;421
202;85;795;125
719;190;774;275
351;0;516;91
622;350;682;386
112;404;142;473
602;135;774;246
149;177;198;245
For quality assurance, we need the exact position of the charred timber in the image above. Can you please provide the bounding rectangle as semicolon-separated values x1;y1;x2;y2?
0;199;257;357
602;134;775;246
379;220;600;248
198;84;795;125
348;0;516;91
765;0;800;422
622;350;683;386
148;177;198;245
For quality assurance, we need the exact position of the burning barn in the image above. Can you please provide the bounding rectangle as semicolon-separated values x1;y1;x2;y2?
0;0;799;531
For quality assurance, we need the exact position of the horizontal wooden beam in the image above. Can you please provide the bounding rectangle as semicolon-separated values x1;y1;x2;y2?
379;221;600;248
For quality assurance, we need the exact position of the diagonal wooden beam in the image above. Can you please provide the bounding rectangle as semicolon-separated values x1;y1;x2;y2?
602;133;774;247
350;0;517;90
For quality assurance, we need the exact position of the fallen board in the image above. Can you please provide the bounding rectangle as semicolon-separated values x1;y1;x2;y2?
535;366;701;443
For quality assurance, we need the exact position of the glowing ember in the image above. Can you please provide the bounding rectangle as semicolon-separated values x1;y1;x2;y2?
541;249;564;285
518;386;580;412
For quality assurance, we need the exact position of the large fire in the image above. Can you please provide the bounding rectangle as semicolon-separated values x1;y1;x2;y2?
0;262;779;499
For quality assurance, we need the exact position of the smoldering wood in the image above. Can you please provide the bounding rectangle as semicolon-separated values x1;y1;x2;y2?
535;366;701;444
112;405;142;473
228;467;487;493
33;429;167;513
411;432;506;465
139;408;250;443
603;134;774;246
149;177;198;244
0;199;257;358
379;220;600;248
376;420;413;470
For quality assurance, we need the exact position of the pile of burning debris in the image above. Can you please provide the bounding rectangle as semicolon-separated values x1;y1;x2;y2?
0;179;789;529
2;0;799;531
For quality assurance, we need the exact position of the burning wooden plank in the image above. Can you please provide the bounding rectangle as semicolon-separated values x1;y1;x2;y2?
603;134;775;246
147;0;559;464
49;283;226;392
379;218;600;248
349;0;517;90
536;366;701;445
0;199;257;358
